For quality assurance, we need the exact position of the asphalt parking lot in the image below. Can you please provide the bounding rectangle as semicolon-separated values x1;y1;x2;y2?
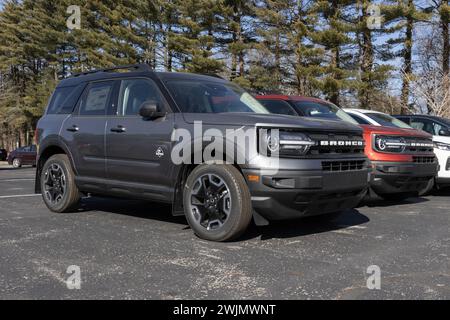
0;163;449;299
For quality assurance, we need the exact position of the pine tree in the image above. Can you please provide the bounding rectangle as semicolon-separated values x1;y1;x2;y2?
355;0;391;109
220;0;257;86
169;0;223;73
309;0;357;106
287;0;324;96
382;0;430;114
252;0;291;91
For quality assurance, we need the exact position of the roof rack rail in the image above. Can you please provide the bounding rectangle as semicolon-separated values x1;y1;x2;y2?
70;64;152;78
200;73;225;80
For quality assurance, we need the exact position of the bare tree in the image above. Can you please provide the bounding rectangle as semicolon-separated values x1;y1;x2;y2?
406;23;450;116
403;68;450;116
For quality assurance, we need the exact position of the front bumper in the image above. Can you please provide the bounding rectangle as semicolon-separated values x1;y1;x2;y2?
434;148;450;184
243;167;370;221
370;161;438;195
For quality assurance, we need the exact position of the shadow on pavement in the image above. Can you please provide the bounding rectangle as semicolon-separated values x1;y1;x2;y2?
430;186;450;197
76;196;187;225
0;166;34;171
362;196;429;208
74;196;370;241
243;209;369;241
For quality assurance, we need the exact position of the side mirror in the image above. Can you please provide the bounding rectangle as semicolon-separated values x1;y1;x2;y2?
139;101;166;119
439;128;450;136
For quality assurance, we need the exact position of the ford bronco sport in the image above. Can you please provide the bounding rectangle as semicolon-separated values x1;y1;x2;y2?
35;65;370;241
256;95;438;201
394;114;450;189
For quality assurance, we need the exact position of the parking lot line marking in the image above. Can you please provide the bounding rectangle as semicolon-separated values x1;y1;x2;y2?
0;179;35;182
0;194;41;199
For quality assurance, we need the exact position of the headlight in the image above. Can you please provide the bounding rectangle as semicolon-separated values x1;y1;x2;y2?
260;129;315;157
373;135;407;153
434;141;450;151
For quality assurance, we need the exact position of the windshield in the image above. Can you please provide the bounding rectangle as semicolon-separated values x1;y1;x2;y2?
292;101;359;125
165;80;270;114
365;112;412;129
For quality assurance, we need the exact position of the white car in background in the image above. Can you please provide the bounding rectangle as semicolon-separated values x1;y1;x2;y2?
344;109;450;192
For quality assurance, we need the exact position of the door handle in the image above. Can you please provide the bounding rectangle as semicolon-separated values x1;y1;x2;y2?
110;125;126;133
66;125;79;132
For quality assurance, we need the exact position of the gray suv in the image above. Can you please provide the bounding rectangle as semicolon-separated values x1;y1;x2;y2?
35;64;370;241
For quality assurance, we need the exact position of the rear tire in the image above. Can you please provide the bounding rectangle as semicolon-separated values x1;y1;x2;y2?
40;154;80;213
183;164;252;242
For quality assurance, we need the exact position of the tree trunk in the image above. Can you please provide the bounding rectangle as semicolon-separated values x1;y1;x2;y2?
400;0;414;114
442;1;449;75
275;29;281;89
359;0;374;109
329;0;340;106
330;46;340;106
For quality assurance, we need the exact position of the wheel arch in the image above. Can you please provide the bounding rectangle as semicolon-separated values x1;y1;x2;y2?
171;159;246;217
35;140;76;193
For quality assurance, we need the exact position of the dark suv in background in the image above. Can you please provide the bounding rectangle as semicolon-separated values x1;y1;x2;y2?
35;64;371;241
7;145;37;168
0;148;7;161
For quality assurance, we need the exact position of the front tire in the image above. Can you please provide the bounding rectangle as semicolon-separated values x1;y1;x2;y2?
12;158;21;168
40;154;80;213
418;178;435;196
183;164;252;242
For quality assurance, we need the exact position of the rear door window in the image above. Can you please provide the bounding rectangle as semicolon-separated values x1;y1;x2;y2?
79;82;114;116
117;78;166;116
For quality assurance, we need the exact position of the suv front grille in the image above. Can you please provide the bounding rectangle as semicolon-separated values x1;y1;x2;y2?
322;160;367;172
404;137;434;153
308;132;365;155
413;156;436;164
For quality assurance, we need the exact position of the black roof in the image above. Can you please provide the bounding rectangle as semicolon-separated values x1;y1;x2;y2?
58;64;226;88
393;114;450;125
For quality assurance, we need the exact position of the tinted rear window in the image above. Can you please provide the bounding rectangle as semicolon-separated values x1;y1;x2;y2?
47;84;85;114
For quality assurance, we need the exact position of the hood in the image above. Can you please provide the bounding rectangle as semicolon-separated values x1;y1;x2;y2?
433;135;450;144
360;125;432;139
182;112;363;133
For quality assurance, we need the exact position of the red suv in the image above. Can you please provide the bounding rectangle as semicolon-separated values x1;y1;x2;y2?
7;145;37;168
256;95;438;200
